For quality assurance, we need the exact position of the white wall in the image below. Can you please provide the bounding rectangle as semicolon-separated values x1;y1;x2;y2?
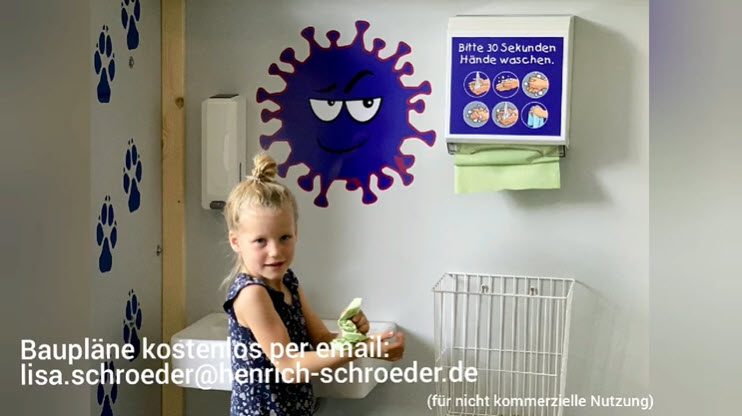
650;1;742;413
1;1;91;414
2;1;162;414
185;0;647;414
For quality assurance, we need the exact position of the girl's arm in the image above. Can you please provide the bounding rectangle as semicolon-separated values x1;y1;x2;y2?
297;285;339;347
232;285;354;383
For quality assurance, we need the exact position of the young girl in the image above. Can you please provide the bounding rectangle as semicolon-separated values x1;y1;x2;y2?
222;154;405;416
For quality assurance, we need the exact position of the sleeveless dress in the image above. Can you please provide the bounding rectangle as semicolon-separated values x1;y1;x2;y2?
223;269;316;416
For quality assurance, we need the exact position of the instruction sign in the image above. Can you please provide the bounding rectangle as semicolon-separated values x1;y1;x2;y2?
449;36;564;138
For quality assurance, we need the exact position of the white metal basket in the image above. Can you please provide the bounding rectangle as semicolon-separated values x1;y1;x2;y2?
433;272;575;416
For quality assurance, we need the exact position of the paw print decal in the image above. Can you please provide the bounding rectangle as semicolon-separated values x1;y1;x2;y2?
96;360;118;416
120;0;141;50
93;25;116;103
96;196;118;273
123;289;142;361
123;139;143;212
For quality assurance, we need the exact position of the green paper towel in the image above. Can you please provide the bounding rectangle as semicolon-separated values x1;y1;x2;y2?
330;297;369;351
454;143;561;193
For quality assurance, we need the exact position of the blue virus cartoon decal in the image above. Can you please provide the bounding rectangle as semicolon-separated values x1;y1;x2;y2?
96;196;118;273
93;26;116;103
257;20;436;207
96;360;118;416
121;0;141;51
123;289;142;361
123;139;143;212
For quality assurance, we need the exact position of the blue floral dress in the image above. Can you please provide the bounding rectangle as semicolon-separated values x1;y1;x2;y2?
223;269;316;416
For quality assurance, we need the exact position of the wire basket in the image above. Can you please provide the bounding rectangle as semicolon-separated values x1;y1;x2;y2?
433;272;575;416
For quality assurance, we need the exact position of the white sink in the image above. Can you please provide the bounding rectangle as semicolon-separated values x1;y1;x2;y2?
170;312;395;398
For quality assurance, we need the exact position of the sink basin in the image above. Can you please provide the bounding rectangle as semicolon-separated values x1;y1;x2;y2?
311;319;396;399
170;312;395;398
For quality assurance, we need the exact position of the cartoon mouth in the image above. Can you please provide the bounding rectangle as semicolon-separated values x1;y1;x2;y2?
316;136;370;154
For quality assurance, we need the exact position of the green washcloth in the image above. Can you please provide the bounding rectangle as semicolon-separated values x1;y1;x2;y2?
454;143;561;193
330;298;369;351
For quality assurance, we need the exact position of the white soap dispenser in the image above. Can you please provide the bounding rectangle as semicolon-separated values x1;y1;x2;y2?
201;94;246;210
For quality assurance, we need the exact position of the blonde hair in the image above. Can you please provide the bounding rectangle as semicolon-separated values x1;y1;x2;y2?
220;153;298;291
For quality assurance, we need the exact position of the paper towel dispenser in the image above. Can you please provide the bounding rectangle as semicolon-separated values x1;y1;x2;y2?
445;15;574;155
201;94;246;210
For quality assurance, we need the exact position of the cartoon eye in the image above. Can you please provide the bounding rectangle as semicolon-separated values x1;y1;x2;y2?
309;99;343;122
346;97;382;123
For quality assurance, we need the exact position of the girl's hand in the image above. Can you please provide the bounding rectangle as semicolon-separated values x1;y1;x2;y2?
351;310;370;335
361;331;405;362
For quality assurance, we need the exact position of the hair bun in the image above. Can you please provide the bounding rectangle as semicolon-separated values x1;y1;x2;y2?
250;153;278;183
